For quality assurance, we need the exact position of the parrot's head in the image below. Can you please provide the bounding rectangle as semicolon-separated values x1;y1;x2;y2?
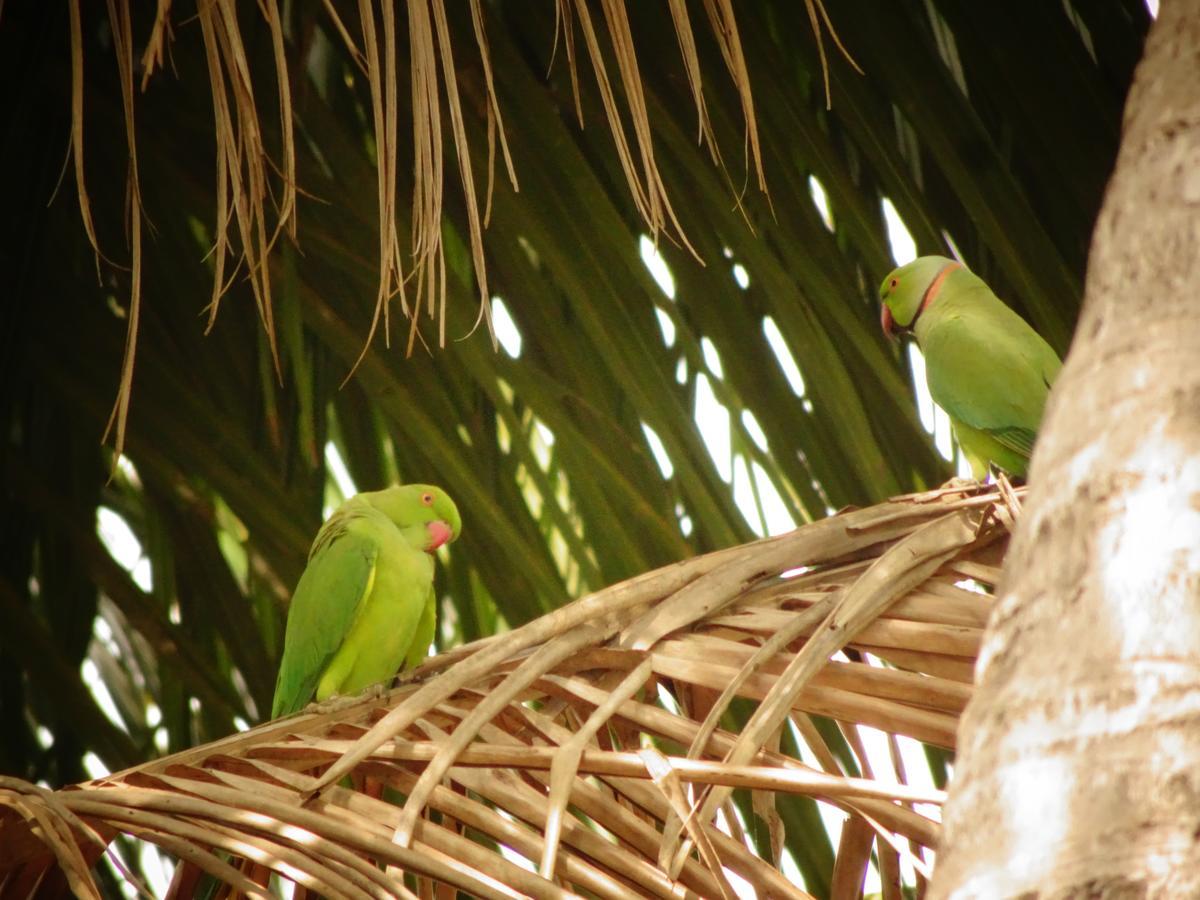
367;484;462;553
879;255;960;339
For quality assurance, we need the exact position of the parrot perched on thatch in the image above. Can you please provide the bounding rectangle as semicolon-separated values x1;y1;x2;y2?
271;484;461;719
879;255;1062;480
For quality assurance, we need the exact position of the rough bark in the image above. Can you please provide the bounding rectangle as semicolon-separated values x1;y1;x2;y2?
934;5;1200;897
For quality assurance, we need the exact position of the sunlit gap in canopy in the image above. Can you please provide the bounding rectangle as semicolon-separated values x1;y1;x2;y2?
92;497;205;894
641;423;674;479
905;344;954;461
88;516;160;778
737;400;796;535
675;502;694;537
81;658;125;739
722;245;752;290
713;804;758;898
114;453;140;485
94;842;169;900
882;198;916;266
762;317;812;414
784;665;935;896
701;337;723;378
496;810;539;874
741;409;768;453
780;850;812;894
640;235;680;346
531;419;556;471
694;337;733;483
97;508;152;593
694;373;732;482
639;235;677;300
491;296;523;358
641;234;770;535
1145;0;1158;16
808;174;834;231
851;677;945;882
637;234;801;536
733;456;795;537
324;442;358;511
655;306;676;346
97;838;175;898
787;717;850;869
138;841;175;898
91;508;174;749
34;725;54;755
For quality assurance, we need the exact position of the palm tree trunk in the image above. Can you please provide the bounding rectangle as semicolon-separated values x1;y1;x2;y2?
934;4;1200;894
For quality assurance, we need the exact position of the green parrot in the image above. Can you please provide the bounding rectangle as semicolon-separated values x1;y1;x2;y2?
879;255;1062;480
271;484;461;719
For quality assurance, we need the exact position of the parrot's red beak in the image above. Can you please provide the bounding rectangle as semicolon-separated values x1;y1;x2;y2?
881;304;896;340
425;520;453;552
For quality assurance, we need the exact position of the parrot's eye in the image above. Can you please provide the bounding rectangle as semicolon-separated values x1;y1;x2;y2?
889;278;899;290
421;492;434;506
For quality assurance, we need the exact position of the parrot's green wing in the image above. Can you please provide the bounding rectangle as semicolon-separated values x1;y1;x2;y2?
989;424;1038;458
313;534;432;702
271;520;378;718
922;307;1061;464
404;589;437;671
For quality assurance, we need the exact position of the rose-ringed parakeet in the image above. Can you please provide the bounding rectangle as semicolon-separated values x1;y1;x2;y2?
879;256;1062;480
271;484;461;719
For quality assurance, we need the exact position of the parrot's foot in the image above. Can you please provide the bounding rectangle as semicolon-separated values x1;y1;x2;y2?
301;682;393;716
908;477;985;501
301;694;362;715
302;681;396;720
361;681;390;703
899;477;986;504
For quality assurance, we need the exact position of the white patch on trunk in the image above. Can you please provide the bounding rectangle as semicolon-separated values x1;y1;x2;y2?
1099;426;1200;658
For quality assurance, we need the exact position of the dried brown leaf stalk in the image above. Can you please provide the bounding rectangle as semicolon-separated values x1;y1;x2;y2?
1;484;1012;898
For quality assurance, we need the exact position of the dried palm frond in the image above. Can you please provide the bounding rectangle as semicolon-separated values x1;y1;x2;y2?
0;483;1013;898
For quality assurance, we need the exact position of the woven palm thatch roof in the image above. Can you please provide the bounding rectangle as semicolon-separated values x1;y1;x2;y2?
0;483;1015;898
